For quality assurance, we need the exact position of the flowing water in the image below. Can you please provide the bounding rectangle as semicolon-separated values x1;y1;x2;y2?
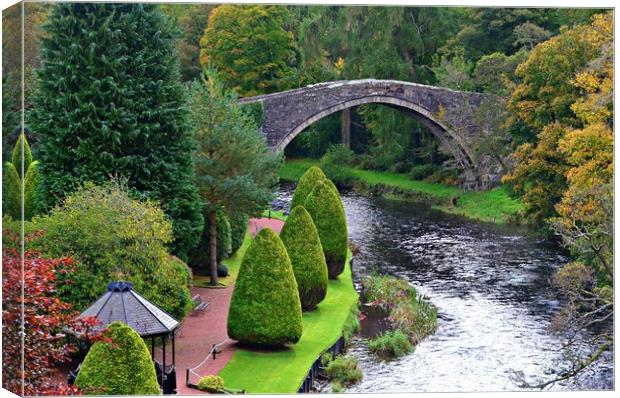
273;183;613;392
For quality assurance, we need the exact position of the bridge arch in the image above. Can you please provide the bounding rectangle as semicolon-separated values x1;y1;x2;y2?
276;95;475;168
239;79;495;174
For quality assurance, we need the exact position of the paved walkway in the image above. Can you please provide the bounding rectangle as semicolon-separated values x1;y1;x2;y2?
174;218;284;395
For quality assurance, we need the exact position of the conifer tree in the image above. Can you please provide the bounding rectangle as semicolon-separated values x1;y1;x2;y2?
29;3;203;260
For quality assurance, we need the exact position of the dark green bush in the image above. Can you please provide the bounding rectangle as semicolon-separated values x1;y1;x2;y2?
75;322;160;395
189;208;232;272
197;375;224;393
304;181;348;279
290;166;327;210
229;212;249;254
321;144;355;166
324;355;362;386
367;330;414;359
30;182;192;319
227;228;302;346
409;164;437;180
280;205;328;311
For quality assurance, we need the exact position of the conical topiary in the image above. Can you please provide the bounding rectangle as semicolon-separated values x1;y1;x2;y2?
227;228;302;346
280;205;328;311
75;321;160;395
24;160;40;221
12;133;32;177
304;181;348;279
290;166;327;210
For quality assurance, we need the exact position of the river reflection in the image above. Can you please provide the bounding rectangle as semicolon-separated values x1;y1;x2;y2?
273;183;613;392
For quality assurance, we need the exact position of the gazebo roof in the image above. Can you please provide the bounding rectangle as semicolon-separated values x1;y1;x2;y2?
77;281;180;338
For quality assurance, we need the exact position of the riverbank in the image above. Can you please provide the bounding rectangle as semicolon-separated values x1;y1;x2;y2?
280;158;523;224
218;252;359;393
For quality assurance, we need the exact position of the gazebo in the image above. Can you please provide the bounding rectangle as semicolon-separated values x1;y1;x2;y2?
68;281;180;394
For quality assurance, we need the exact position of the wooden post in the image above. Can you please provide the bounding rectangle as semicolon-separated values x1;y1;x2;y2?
341;108;351;148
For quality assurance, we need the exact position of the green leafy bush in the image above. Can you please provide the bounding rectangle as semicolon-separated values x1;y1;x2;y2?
30;182;192;319
280;205;328;310
362;273;415;310
75;322;160;395
197;375;224;393
320;146;357;186
304;181;348;279
189;208;232;272
367;330;414;359
290;166;327;210
227;228;303;346
324;355;362;386
229;212;249;254
409;164;437;180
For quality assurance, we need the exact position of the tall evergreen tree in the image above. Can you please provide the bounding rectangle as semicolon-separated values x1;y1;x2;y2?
190;71;282;285
29;3;203;261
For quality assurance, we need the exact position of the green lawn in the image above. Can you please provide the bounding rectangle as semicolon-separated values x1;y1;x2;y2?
218;253;359;393
279;158;523;224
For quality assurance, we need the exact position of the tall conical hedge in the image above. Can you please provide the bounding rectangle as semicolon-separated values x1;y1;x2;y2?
280;205;328;311
12;133;32;177
290;166;327;210
304;181;348;279
75;322;160;395
227;228;302;346
29;3;203;261
23;160;40;221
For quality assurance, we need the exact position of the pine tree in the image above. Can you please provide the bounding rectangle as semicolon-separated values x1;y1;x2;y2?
29;3;203;261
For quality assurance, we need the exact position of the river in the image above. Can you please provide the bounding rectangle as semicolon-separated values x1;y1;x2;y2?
273;183;613;392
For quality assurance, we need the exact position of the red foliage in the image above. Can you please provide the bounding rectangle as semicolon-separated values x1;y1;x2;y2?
2;231;102;396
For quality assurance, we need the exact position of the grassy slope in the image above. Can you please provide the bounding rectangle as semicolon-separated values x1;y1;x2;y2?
280;158;523;224
219;253;358;393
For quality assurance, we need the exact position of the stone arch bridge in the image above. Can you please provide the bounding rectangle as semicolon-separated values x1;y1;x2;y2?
239;79;502;188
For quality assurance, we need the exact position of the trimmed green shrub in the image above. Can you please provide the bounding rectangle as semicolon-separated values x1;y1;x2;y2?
227;228;302;346
320;145;357;186
324;355;362;386
290;166;327;210
23;160;40;221
75;322;160;395
304;181;348;279
229;212;249;254
280;205;328;311
367;330;414;359
189;208;232;272
2;162;20;220
30;182;192;319
11;133;32;177
197;375;224;393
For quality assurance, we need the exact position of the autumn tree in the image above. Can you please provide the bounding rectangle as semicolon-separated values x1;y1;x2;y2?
199;4;297;96
503;13;612;226
189;71;282;285
29;3;203;261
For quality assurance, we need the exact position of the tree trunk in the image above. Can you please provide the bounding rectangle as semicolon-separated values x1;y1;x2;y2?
341;108;351;148
208;210;218;286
